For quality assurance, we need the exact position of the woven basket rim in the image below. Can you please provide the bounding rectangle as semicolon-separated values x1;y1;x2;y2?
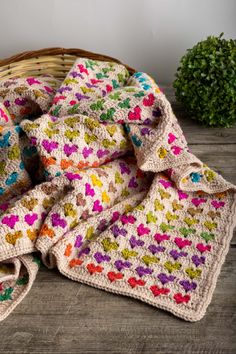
0;47;136;74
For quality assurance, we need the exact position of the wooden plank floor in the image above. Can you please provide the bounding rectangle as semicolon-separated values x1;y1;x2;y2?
0;87;235;354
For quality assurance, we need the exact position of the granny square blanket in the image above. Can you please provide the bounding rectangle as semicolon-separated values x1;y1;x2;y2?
0;58;235;322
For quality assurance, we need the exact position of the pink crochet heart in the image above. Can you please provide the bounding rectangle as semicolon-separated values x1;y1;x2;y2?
178;190;189;200
2;215;19;229
191;198;207;207
143;93;155;107
168;133;177;144
120;214;136;225
211;200;225;209
128;106;141;121
137;223;150;236
85;183;95;197
93;200;103;212
196;243;211;254
63;144;78;157
174;237;192;249
159;179;172;189
154;233;170;243
24;213;38;226
42;139;58;153
51;213;67;228
82;147;93;158
171;145;182;155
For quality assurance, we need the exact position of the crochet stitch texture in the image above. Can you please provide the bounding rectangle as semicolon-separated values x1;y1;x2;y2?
0;59;235;322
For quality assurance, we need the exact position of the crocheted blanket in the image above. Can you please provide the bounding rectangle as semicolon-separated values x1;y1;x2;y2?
0;59;235;322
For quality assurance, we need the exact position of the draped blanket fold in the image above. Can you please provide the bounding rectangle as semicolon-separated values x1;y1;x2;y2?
0;59;235;322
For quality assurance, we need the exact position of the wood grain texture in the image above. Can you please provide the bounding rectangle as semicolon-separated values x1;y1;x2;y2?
0;87;235;354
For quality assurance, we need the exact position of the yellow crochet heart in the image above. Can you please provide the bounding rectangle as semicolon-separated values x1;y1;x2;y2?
86;226;94;240
121;188;130;197
69;220;78;230
120;139;128;150
158;188;171;200
102;238;119;252
115;172;124;184
204;220;217;231
23;122;39;132
27;229;37;241
42;197;55;210
102;139;116;148
106;125;117;136
64;117;80;128
81;86;94;94
0;160;6;175
135;204;145;211
124;204;133;213
166;211;179;222
157;147;167;159
142;255;159;266
154;199;164;211
85;117;100;130
204;169;216;182
121;249;138;260
63;203;77;218
21;197;38;211
146;211;157;224
164;261;182;273
184;217;199;227
91;174;103;187
33;89;46;99
65;130;79;141
172;200;183;211
84;132;97;144
102;191;110;203
5;231;23;246
8;145;20;160
64;78;78;85
185;267;202;279
44;128;59;138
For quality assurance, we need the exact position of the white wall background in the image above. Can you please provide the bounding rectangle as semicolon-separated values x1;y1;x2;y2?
0;0;235;84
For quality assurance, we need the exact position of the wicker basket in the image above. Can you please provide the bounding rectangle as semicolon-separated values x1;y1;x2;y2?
0;47;136;84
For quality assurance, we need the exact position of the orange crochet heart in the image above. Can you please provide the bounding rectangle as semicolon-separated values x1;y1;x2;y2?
128;277;146;288
87;263;103;274
150;285;170;296
60;159;74;170
107;271;124;282
40;224;55;238
69;258;83;268
64;243;72;257
41;156;56;166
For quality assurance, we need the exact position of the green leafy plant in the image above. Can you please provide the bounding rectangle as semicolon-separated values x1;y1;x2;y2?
173;33;236;127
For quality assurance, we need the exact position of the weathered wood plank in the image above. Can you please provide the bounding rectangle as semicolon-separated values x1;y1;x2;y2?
163;86;236;145
188;144;236;184
0;248;235;354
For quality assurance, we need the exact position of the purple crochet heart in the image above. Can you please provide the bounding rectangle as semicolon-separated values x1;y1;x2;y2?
179;280;197;292
114;260;131;271
148;244;165;254
158;273;176;285
94;252;111;263
136;266;153;277
192;255;205;267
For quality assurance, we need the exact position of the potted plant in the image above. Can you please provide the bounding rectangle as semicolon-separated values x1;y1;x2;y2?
173;33;236;127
